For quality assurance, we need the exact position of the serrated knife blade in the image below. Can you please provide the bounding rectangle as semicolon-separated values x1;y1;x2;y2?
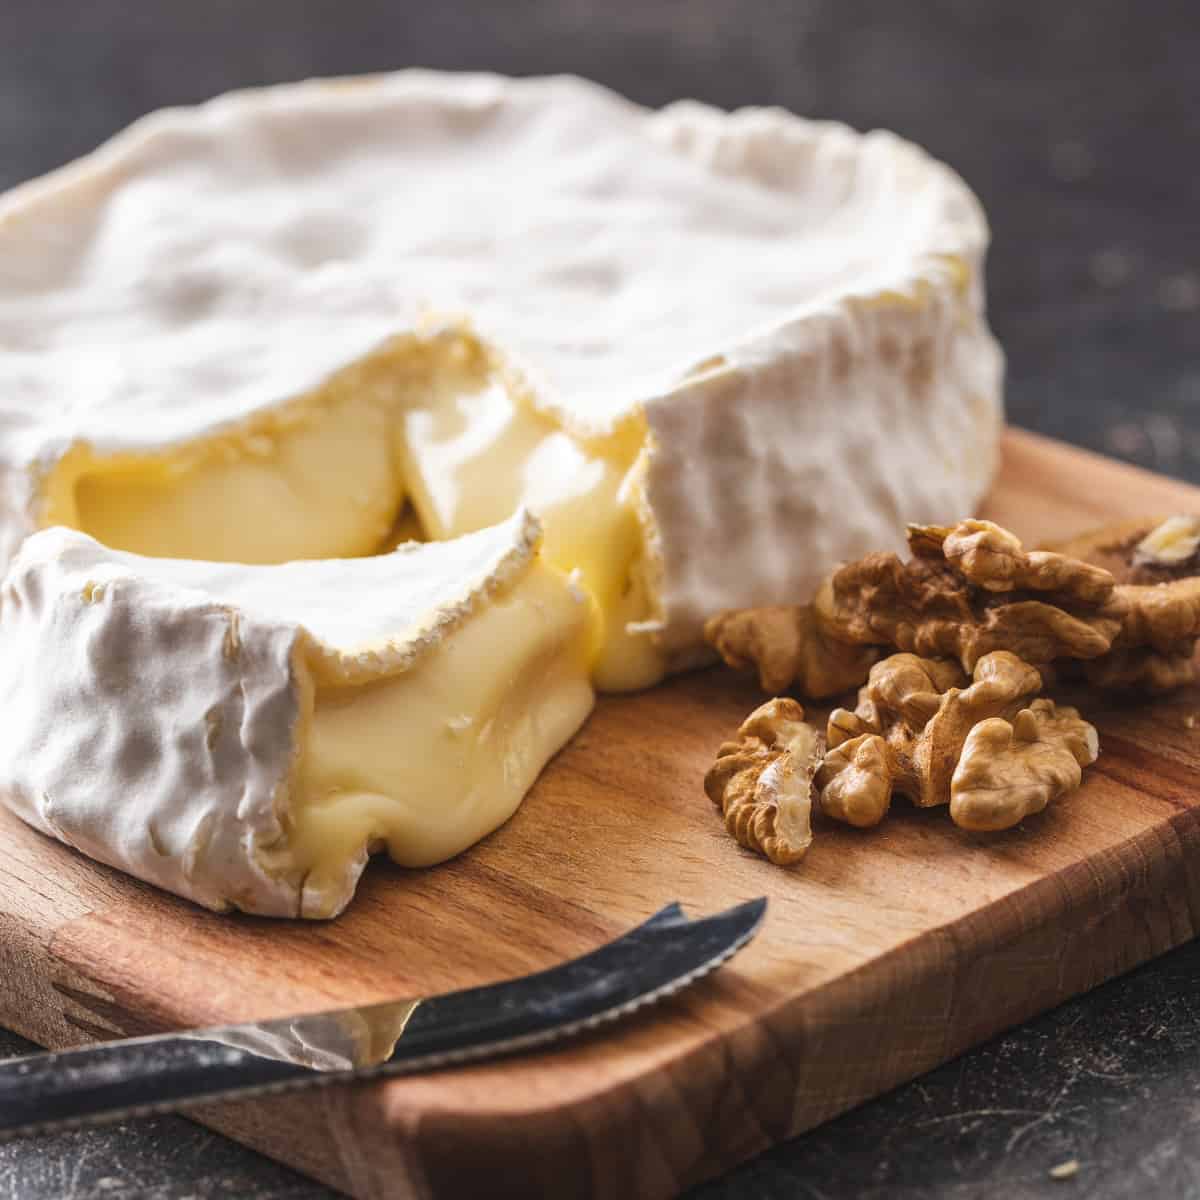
0;897;766;1140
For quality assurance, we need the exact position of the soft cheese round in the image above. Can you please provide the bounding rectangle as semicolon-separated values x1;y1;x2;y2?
0;71;1006;918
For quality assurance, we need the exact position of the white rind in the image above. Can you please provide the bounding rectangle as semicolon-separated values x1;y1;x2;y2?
0;514;543;916
0;70;1003;654
644;273;1001;658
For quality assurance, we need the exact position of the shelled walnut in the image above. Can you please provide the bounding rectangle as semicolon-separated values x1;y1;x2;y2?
703;698;824;865
705;517;1200;699
1046;515;1200;690
815;651;1085;830
1047;514;1200;584
704;604;877;696
950;700;1099;831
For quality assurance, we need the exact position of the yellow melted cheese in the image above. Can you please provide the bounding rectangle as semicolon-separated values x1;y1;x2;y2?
38;330;665;692
287;559;594;918
397;349;663;692
40;343;430;564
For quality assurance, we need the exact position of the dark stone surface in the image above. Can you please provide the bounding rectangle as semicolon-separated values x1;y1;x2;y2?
2;0;1198;1196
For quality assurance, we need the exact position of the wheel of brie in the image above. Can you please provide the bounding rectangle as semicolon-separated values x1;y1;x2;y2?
0;72;1004;916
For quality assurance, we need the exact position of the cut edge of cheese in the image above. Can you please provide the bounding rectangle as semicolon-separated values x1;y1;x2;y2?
0;513;594;917
286;554;593;916
35;322;670;692
35;333;431;567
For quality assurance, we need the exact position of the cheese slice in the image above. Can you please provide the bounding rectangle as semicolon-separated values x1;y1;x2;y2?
0;71;1004;692
0;514;593;917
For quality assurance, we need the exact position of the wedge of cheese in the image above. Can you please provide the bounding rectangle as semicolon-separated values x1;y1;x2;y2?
0;71;1004;693
0;514;593;917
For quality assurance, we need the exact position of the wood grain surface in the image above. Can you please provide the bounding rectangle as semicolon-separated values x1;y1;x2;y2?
3;427;1200;1200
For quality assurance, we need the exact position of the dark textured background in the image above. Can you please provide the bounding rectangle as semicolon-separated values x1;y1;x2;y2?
2;0;1199;1196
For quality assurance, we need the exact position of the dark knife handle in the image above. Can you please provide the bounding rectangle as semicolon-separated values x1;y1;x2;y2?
0;1034;313;1135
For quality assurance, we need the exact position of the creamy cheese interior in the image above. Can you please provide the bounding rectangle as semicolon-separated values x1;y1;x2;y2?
397;341;663;692
39;331;665;692
288;559;593;918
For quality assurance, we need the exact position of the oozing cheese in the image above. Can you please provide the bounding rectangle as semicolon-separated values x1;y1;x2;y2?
290;559;592;916
202;999;420;1071
38;330;666;692
397;338;665;691
0;516;593;918
39;342;419;564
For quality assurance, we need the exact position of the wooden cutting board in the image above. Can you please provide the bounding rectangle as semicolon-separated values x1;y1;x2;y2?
4;428;1200;1199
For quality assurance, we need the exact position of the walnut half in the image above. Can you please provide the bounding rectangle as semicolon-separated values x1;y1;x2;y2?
950;699;1100;831
1047;514;1200;584
1045;515;1200;691
704;604;877;697
818;519;1121;671
703;698;825;865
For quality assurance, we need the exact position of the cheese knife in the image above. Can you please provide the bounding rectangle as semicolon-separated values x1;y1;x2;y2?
0;897;765;1140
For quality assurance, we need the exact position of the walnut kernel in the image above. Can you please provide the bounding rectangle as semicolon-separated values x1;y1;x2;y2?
704;698;825;865
704;604;876;697
706;517;1200;699
950;699;1100;831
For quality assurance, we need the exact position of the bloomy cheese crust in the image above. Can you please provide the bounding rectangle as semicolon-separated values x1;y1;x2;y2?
0;71;1004;666
0;513;593;916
